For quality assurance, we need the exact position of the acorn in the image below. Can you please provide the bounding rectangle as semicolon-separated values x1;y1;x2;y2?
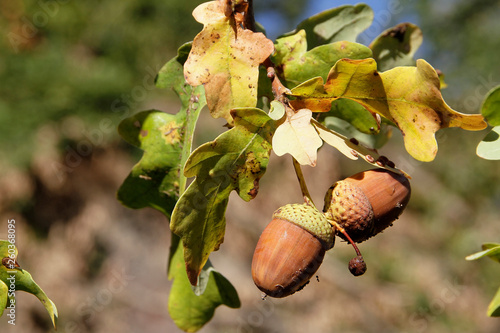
323;169;411;243
251;203;335;298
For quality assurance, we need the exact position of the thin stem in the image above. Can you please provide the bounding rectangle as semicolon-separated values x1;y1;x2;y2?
327;218;363;258
292;157;315;207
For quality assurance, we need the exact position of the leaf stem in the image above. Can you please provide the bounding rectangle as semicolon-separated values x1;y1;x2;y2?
292;156;315;207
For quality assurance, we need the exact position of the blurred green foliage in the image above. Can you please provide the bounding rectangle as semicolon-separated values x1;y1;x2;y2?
411;0;500;104
0;0;211;167
0;0;311;168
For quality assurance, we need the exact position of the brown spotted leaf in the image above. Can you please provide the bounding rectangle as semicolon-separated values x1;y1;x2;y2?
170;108;275;285
184;0;274;125
290;58;487;161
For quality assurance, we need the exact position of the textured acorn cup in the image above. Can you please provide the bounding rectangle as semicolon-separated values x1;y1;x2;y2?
251;204;335;298
323;169;411;243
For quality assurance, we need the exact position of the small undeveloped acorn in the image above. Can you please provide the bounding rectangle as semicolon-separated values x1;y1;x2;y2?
251;204;335;298
324;169;411;243
348;256;367;276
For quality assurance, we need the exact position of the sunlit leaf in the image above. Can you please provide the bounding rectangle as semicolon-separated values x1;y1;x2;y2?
313;122;356;161
0;280;7;316
477;86;500;160
291;4;374;48
477;126;500;160
184;0;274;124
481;85;500;126
272;108;323;166
466;243;500;317
0;241;58;328
271;105;403;172
466;243;500;262
0;241;17;259
488;286;500;317
168;235;240;332
268;100;285;121
370;23;423;71
170;108;275;285
289;58;487;161
272;30;372;88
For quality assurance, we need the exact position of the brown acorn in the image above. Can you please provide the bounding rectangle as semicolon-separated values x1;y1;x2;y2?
251;204;335;298
323;169;411;243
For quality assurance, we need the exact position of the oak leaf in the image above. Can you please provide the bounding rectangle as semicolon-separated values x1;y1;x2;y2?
272;30;372;88
272;108;323;166
370;23;423;71
184;0;274;125
170;108;275;285
290;58;487;161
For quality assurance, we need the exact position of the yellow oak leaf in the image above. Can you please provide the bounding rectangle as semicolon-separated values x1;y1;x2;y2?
290;58;487;161
272;108;323;166
184;0;274;125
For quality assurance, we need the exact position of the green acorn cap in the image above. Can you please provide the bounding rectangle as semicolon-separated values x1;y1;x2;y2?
273;203;335;250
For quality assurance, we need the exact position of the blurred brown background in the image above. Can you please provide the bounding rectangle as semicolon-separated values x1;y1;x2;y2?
1;0;500;332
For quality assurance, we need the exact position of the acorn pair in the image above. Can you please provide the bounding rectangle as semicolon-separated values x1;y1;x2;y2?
251;169;411;298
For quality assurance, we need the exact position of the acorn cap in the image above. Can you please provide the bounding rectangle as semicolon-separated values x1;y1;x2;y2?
323;169;411;243
323;180;374;239
273;204;335;250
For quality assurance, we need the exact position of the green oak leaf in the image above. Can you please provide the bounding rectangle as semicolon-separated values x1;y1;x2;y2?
117;110;189;216
480;86;500;126
466;243;500;263
257;65;273;109
272;29;372;88
119;44;240;332
466;243;500;317
370;23;423;72
168;234;240;332
477;126;500;160
155;42;192;92
477;86;500;160
118;43;206;216
170;108;275;285
0;240;58;328
155;40;207;193
488;287;500;317
0;280;7;316
289;4;374;48
329;98;381;134
289;58;487;161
